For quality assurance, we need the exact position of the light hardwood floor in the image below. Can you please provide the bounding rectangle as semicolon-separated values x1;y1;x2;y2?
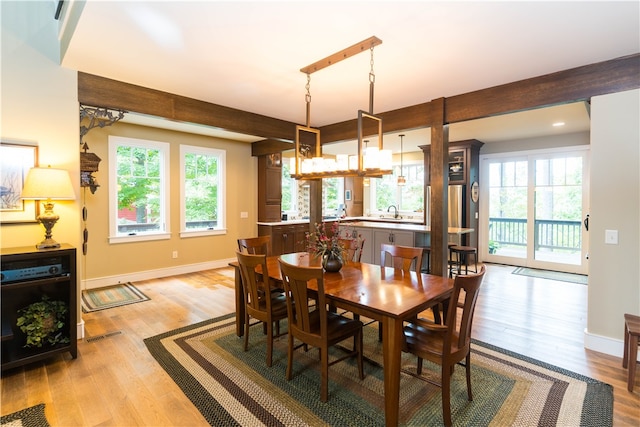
1;263;638;425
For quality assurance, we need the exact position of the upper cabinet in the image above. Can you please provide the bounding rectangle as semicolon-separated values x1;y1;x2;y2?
420;139;484;186
258;153;282;222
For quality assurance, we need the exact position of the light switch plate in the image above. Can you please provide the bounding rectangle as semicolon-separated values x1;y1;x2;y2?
240;211;248;218
605;229;618;245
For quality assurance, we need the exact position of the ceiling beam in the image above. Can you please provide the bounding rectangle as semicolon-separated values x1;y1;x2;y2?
78;54;639;153
319;53;640;144
445;53;640;124
78;72;297;142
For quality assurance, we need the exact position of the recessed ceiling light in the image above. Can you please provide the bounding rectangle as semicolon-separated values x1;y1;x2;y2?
552;122;565;127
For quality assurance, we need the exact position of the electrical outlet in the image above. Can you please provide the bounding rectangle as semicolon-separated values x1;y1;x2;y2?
240;211;248;218
172;251;178;258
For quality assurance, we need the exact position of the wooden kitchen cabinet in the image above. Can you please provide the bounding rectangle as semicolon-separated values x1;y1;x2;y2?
258;153;282;222
259;223;309;256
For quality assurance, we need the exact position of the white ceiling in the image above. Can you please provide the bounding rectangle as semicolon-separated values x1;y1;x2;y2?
60;1;639;152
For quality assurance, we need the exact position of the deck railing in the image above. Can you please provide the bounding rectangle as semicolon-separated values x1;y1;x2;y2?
489;217;582;251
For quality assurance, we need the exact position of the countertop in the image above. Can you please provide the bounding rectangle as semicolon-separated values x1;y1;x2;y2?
257;217;473;234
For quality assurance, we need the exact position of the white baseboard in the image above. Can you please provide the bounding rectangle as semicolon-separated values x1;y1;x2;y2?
80;258;236;290
583;327;638;361
77;318;85;340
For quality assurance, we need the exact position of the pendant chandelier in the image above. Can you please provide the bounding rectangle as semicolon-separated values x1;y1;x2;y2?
292;36;392;180
397;134;406;186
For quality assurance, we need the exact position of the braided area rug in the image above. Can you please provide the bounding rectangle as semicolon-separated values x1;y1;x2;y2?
0;403;49;427
144;314;613;427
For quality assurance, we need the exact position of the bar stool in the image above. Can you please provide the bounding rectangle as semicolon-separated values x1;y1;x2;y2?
623;313;640;392
449;245;478;277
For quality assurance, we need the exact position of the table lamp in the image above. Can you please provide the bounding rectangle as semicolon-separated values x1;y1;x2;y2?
21;166;76;249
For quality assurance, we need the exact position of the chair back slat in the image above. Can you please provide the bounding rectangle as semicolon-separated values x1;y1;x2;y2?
445;265;485;351
238;235;272;256
339;238;365;263
380;243;423;272
278;259;327;342
236;251;271;313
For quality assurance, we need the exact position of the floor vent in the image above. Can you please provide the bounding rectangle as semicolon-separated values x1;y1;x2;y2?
85;330;122;343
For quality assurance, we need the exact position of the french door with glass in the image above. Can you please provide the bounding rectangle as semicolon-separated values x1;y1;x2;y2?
480;147;589;274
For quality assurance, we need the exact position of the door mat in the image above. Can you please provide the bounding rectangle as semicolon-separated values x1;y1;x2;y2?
81;282;150;313
1;403;49;427
512;267;588;285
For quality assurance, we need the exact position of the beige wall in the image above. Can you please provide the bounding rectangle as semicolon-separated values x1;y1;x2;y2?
587;89;640;349
1;1;80;256
81;122;257;284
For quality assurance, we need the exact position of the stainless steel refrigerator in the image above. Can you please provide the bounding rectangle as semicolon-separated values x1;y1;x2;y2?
425;185;464;229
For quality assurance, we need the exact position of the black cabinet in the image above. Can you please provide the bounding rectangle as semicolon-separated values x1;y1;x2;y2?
1;244;77;371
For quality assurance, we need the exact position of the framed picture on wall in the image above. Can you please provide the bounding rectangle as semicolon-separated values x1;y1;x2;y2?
345;189;352;201
1;142;39;223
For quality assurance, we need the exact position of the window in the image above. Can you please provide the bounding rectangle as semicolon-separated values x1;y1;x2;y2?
372;162;424;212
323;177;344;215
180;145;226;237
281;159;297;214
109;136;170;243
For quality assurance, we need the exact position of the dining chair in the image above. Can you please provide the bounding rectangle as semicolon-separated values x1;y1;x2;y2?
402;264;486;427
278;257;365;402
339;237;365;263
376;243;427;339
380;243;424;272
237;235;272;256
236;251;288;367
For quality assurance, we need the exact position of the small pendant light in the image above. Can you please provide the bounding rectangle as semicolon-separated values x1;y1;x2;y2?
397;134;406;186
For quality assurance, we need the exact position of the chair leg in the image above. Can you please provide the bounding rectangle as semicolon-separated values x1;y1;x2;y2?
417;357;423;375
266;320;273;367
623;321;630;368
286;334;294;380
356;329;364;380
243;313;250;351
465;353;473;401
628;334;638;392
320;347;329;402
378;323;383;342
432;305;442;324
442;364;452;427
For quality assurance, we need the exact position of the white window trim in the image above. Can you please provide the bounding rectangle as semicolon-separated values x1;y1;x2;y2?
108;136;171;244
179;144;226;238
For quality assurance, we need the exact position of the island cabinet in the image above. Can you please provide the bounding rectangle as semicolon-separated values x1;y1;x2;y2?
372;230;414;265
342;225;414;265
342;226;374;264
1;244;78;371
259;223;309;256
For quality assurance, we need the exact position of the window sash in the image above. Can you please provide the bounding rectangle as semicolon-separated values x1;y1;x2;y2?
108;136;170;243
180;144;226;237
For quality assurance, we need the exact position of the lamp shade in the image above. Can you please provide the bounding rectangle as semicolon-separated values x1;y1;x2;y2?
21;166;76;201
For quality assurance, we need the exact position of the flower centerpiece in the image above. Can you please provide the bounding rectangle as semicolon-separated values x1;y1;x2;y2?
307;221;346;272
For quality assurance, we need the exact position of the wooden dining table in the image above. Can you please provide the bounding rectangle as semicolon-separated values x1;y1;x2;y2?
230;252;454;427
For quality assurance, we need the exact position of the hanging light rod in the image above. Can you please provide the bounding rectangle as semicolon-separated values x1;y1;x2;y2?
300;36;383;75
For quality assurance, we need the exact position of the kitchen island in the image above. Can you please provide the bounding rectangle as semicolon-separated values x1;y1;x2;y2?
257;217;473;264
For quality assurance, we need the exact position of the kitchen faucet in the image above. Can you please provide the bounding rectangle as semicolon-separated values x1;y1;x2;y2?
387;205;399;219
